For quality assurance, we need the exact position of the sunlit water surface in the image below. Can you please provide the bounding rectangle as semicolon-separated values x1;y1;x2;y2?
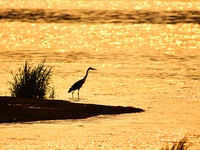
0;0;200;149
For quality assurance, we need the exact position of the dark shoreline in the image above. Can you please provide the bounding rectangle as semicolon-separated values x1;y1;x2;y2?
0;96;144;123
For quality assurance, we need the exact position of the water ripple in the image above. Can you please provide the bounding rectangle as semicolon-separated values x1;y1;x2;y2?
0;9;200;24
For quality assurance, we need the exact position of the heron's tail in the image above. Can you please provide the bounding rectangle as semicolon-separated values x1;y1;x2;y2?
68;88;72;93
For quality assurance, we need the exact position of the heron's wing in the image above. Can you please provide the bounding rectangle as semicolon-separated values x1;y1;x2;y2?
68;79;84;93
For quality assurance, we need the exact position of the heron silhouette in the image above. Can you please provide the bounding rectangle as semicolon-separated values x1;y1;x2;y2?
68;67;97;98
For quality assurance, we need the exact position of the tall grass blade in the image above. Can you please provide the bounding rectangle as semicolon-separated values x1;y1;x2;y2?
9;60;54;99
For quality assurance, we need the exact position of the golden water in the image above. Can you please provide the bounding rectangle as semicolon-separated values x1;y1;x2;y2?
0;0;200;149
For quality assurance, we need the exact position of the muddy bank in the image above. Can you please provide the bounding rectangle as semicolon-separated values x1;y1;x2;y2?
0;96;144;123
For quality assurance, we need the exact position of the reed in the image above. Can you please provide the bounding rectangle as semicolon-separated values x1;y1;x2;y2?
48;85;56;99
9;60;53;98
161;137;189;150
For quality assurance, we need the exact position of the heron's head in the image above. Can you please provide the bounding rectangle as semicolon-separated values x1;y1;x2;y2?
88;67;97;71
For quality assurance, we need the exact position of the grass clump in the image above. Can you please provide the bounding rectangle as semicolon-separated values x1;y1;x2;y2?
9;60;54;99
161;137;189;150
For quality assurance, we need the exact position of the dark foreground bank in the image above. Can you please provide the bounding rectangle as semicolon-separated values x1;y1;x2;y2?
0;96;144;123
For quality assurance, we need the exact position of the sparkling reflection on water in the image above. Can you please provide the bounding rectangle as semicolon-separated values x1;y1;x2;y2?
0;0;200;149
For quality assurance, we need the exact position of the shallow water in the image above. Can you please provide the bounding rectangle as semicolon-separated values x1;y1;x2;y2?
0;0;200;149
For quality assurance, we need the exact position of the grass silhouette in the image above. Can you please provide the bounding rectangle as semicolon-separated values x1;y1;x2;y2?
161;137;189;150
9;60;53;98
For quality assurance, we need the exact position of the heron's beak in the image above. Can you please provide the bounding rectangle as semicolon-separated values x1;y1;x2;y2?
89;67;97;70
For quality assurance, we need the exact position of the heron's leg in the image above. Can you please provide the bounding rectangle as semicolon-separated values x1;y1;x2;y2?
78;89;79;99
72;91;74;98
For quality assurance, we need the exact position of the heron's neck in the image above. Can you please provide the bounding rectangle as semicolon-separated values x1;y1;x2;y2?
83;69;89;82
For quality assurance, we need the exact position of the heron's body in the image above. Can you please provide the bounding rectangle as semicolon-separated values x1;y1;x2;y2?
68;67;96;98
68;79;84;93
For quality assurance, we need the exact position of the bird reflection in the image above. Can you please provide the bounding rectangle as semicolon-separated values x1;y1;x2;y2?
68;67;96;99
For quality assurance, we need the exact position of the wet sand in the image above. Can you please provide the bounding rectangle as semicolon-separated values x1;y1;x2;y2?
0;96;144;123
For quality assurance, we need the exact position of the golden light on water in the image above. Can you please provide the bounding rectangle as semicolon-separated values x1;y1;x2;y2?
0;0;200;149
0;0;199;10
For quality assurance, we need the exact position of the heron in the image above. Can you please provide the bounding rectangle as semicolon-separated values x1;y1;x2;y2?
68;67;97;98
